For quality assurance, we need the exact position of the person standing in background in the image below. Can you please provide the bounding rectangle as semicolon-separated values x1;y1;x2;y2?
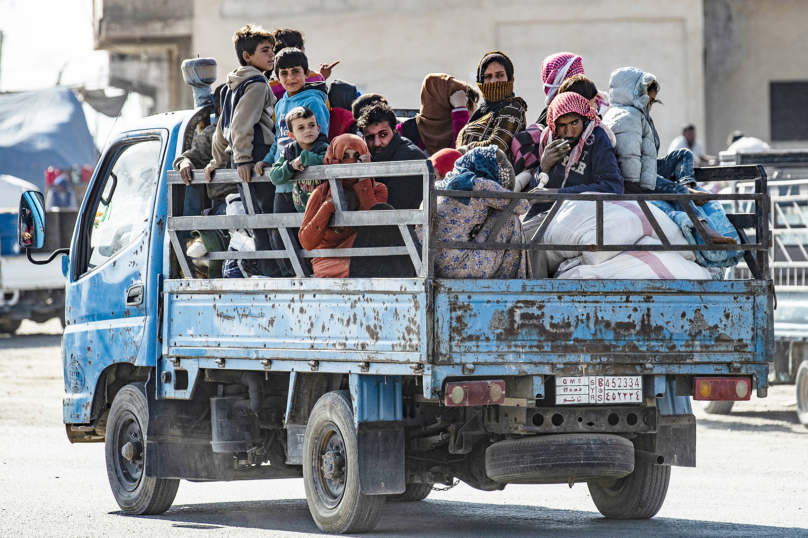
668;124;713;167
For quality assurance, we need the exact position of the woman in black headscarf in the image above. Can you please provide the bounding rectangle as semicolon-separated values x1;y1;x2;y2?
456;51;527;162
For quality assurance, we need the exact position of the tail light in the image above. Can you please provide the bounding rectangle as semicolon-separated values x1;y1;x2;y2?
445;380;506;407
692;377;751;401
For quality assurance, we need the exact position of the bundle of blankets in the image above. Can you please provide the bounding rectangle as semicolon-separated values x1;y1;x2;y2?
538;195;743;280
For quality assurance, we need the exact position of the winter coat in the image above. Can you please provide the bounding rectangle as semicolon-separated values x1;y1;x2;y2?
601;67;660;191
268;133;330;212
298;178;388;278
262;82;330;193
209;66;276;168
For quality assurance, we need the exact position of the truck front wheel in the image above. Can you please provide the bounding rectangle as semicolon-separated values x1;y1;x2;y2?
588;459;670;519
105;382;179;515
797;361;808;427
303;390;386;534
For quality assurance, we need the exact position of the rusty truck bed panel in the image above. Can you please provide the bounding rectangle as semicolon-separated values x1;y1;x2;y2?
433;279;772;377
163;277;771;378
162;278;427;363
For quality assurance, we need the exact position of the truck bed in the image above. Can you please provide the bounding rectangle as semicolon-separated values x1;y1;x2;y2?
163;276;772;397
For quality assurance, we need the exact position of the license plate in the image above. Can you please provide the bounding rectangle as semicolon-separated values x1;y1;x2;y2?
555;376;642;405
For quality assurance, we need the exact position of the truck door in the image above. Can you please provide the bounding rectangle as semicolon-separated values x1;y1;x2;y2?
63;131;166;425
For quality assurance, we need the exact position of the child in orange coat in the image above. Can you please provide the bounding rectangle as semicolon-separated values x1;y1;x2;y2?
298;134;388;277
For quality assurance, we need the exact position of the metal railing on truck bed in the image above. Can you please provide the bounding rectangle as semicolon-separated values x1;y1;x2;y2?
162;163;773;399
165;164;770;280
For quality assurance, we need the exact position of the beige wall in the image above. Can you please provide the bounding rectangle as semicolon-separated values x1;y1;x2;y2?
705;0;808;153
191;0;704;153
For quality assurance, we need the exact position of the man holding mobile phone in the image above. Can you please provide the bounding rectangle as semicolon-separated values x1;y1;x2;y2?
522;93;624;277
524;92;624;222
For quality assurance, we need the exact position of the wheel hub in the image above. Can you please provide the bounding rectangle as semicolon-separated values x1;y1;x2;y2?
314;423;347;508
321;449;346;482
121;441;142;463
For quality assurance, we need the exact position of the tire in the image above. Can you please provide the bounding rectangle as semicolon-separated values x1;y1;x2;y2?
0;319;22;334
303;390;386;534
797;361;808;427
702;401;735;414
485;434;634;484
387;483;432;502
588;457;671;519
105;382;179;515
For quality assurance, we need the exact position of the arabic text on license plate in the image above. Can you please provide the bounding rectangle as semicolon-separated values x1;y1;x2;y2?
555;376;642;405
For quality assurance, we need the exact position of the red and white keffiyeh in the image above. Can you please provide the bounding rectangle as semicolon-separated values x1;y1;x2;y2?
538;92;615;186
541;52;585;105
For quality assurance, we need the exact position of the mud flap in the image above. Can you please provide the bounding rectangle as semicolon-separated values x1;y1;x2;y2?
350;374;406;495
357;423;406;495
654;378;696;467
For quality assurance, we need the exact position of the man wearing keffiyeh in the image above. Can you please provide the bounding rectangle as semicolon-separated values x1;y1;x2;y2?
524;92;624;221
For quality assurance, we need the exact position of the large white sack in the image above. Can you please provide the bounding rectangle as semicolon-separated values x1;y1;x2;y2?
542;198;694;274
555;245;712;280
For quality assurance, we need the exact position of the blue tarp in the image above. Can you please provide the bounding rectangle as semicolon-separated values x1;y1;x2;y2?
0;88;97;191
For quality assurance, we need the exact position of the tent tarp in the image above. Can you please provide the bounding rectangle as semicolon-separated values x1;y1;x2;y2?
0;88;97;190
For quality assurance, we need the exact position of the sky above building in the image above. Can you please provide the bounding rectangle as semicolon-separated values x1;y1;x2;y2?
0;0;143;148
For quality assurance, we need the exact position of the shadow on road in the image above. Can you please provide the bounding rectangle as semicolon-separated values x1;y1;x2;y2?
128;498;808;537
0;333;61;350
698;409;807;434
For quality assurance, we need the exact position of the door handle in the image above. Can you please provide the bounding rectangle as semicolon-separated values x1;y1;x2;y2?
126;283;144;306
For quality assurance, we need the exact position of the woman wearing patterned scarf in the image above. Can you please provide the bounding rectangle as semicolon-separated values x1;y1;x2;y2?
418;146;530;279
456;52;527;163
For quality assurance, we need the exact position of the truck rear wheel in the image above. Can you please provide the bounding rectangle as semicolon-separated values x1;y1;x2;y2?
105;382;179;515
797;361;808;427
588;458;670;519
702;401;734;414
303;390;386;534
387;483;432;502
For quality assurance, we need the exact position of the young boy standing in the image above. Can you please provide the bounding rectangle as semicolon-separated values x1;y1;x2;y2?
204;24;280;276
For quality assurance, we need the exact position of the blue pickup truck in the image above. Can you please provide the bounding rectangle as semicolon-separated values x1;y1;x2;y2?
18;106;773;534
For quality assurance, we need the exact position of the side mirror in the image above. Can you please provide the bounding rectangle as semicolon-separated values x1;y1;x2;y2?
19;191;45;250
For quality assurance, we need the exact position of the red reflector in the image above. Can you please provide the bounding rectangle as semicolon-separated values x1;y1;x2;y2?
692;377;752;401
444;380;506;407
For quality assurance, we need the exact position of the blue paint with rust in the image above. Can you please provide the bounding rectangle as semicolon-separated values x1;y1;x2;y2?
59;110;773;427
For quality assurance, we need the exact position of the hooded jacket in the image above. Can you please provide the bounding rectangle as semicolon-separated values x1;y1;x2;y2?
209;66;276;168
601;67;660;191
262;81;330;193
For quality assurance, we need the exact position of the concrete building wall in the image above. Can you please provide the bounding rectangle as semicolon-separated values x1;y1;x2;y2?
94;0;194;111
705;0;808;153
190;0;705;153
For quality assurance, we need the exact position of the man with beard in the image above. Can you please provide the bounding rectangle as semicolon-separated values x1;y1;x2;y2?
524;91;623;221
357;102;426;209
523;92;623;277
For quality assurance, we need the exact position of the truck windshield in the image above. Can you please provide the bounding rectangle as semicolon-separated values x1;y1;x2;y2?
88;139;161;271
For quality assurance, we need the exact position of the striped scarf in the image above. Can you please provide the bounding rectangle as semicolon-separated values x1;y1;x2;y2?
538;92;615;186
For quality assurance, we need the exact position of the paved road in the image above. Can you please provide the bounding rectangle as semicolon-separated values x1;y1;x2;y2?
1;320;807;537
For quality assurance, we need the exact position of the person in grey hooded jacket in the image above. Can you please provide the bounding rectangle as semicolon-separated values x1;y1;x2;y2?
602;67;690;191
603;67;736;245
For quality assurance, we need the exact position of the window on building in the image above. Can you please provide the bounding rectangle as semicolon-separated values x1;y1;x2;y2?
771;81;808;141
